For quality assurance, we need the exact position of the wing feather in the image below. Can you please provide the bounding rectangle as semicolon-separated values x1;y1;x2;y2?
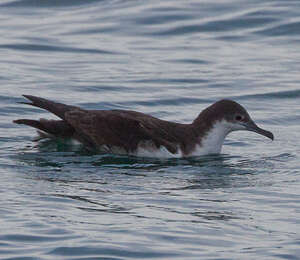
65;109;178;154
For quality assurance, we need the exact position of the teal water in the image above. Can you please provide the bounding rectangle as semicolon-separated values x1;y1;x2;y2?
1;0;300;259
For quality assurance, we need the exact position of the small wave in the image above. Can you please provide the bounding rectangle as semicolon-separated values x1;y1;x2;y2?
255;21;300;37
131;78;209;84
68;26;120;36
133;14;191;25
117;96;206;107
163;58;210;65
233;89;300;101
0;43;119;55
1;0;104;8
144;16;276;37
48;246;180;259
0;95;21;104
0;233;74;242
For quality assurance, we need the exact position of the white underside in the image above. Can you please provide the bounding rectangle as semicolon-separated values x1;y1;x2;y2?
96;140;183;158
191;120;232;156
132;120;237;158
64;137;223;158
133;120;233;158
134;144;183;158
100;144;218;158
36;120;241;158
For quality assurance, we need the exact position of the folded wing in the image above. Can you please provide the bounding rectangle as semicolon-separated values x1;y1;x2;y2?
65;109;179;154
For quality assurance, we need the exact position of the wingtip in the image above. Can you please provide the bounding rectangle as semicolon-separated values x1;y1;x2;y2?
22;94;36;101
15;95;35;105
22;94;30;99
19;95;42;106
13;119;22;124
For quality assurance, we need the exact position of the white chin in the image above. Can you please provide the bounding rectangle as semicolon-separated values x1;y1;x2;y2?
227;122;247;131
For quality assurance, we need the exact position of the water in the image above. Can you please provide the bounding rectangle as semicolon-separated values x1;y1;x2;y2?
1;0;300;259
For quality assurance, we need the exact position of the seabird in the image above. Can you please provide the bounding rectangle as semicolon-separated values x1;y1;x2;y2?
14;95;273;158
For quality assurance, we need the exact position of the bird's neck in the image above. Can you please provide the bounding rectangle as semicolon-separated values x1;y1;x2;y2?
191;119;232;155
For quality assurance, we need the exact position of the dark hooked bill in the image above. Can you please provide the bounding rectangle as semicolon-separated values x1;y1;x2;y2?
244;120;274;140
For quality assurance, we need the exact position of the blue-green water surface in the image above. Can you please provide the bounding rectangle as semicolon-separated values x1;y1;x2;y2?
0;0;300;259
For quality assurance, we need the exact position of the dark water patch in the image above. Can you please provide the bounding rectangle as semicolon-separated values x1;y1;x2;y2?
1;257;40;260
0;105;43;116
272;254;300;260
147;6;184;13
53;194;127;212
0;44;119;55
74;85;133;93
132;97;204;107
1;0;104;8
9;106;48;116
0;123;19;130
92;155;165;169
95;97;202;109
67;258;122;260
78;101;130;110
77;205;130;214
163;58;210;65
233;89;300;101
246;8;287;18
172;178;248;191
0;234;74;243
176;165;265;189
204;16;277;31
68;26;120;36
133;14;191;25
268;153;295;162
0;95;22;104
130;78;209;84
216;34;251;41
145;24;204;37
266;115;300;126
48;246;181;258
146;16;277;37
255;21;300;37
77;97;209;109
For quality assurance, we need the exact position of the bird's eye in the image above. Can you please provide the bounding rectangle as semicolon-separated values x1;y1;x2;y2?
235;115;243;121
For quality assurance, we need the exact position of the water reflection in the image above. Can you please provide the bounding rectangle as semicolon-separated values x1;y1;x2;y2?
13;137;271;193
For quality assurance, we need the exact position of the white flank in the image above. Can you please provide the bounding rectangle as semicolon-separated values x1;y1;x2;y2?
133;140;182;158
135;145;183;158
70;139;82;146
119;120;242;158
133;120;236;158
190;120;238;156
37;120;243;158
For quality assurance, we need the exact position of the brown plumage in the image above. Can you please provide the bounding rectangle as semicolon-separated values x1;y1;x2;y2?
14;95;273;157
14;95;199;155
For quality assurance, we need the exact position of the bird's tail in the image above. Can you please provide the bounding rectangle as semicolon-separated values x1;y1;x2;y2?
18;95;77;120
13;118;75;139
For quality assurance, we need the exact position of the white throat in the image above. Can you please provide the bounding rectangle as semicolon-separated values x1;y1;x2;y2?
191;120;234;156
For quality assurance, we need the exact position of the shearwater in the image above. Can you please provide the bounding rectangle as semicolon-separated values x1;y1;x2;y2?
14;95;274;158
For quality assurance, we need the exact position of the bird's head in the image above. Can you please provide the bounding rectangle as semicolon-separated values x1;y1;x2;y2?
194;99;274;140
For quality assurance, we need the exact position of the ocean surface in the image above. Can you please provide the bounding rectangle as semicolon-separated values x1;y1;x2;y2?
1;0;300;259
